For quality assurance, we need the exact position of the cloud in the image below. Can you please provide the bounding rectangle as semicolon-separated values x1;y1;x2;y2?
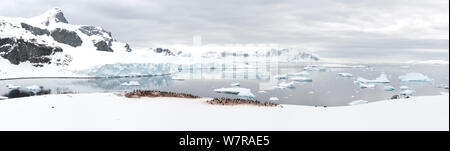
1;0;448;61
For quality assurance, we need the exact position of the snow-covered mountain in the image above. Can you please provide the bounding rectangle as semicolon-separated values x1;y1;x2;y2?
0;7;132;67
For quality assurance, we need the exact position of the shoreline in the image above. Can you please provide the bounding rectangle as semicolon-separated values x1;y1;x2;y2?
0;92;448;131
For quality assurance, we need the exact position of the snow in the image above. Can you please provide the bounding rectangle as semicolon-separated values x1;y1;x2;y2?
26;84;41;94
383;86;395;91
337;73;353;77
349;100;368;106
6;84;20;89
290;76;313;82
120;81;140;86
355;73;390;83
398;73;432;82
0;96;7;100
214;87;255;99
258;90;267;94
0;92;447;130
277;82;296;89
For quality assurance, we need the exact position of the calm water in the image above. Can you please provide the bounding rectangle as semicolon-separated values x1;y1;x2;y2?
1;63;448;106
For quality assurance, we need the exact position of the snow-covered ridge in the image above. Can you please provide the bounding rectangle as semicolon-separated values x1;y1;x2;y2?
0;92;447;130
0;7;133;67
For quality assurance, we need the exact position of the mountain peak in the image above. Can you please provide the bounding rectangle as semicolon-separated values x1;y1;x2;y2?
33;7;69;26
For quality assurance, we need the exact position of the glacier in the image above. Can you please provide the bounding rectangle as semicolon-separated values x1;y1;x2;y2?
83;63;179;77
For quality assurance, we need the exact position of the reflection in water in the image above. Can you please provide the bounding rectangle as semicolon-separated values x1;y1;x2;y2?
0;63;448;107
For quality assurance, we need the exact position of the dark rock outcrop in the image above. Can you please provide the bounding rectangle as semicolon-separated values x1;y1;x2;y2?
154;48;175;56
79;26;112;37
94;41;113;52
20;23;50;36
41;8;69;26
125;43;132;52
50;28;82;47
0;37;63;65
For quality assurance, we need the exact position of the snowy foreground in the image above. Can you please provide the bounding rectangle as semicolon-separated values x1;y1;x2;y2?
0;93;448;131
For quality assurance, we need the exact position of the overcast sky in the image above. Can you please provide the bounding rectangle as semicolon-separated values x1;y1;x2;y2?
1;0;448;61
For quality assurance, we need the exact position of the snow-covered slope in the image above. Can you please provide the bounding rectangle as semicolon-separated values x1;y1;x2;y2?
0;7;132;68
0;92;447;130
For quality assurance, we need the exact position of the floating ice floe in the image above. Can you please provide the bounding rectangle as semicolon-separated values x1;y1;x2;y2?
400;89;415;96
355;73;390;83
6;84;20;89
277;82;296;89
349;100;369;106
269;97;279;102
436;84;449;89
231;83;240;87
257;90;267;94
0;96;8;100
398;73;432;82
287;71;309;77
121;81;141;86
400;86;410;90
26;85;41;94
337;73;353;77
309;91;314;94
383;86;395;91
214;87;255;99
359;83;376;88
274;74;287;80
290;76;313;82
304;65;326;72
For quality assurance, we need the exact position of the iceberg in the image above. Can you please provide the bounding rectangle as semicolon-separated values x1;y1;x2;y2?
400;89;415;96
6;84;20;89
26;85;41;94
121;81;140;86
337;73;353;77
383;86;395;91
290;76;313;82
436;84;449;90
277;82;296;89
349;100;369;106
274;74;288;80
355;73;390;83
258;90;267;94
287;71;309;77
400;86;410;90
398;73;432;82
214;87;255;99
359;83;375;88
269;97;279;102
231;83;240;87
